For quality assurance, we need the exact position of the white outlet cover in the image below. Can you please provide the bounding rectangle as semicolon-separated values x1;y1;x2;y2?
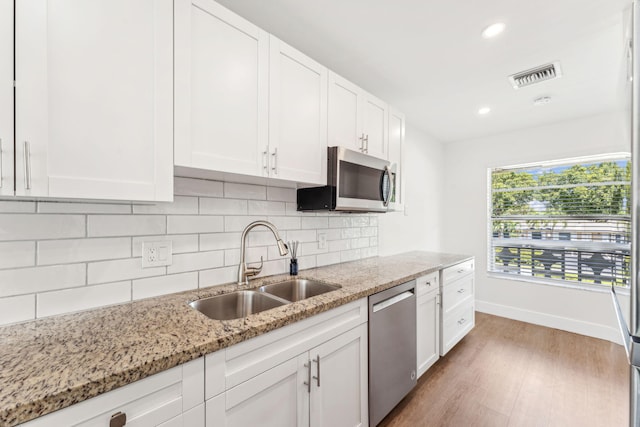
318;232;327;249
142;241;173;268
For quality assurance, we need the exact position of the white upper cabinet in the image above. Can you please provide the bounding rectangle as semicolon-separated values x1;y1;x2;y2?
388;108;405;210
328;71;389;159
15;0;173;201
0;0;13;197
175;0;269;177
269;36;327;185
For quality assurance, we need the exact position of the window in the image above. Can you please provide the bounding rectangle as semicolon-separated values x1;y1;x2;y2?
488;154;631;289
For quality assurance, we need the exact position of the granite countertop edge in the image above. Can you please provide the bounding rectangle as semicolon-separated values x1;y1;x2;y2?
0;251;472;426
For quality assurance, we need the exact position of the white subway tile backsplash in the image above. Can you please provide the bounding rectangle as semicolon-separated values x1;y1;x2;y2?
224;216;264;232
0;214;85;241
0;201;36;213
88;215;165;237
133;272;198;300
0;264;86;297
167;250;224;274
317;252;341;267
168;215;224;234
248;201;286;216
174;177;223;197
199;266;237;288
328;239;351;252
88;258;164;284
0;178;378;325
0;295;35;324
267;216;301;230
266;186;296;202
200;232;241;251
199;198;248;215
38;201;130;214
133;196;198;215
0;242;35;269
133;234;199;256
38;238;131;265
301;217;328;230
37;281;131;318
224;182;266;200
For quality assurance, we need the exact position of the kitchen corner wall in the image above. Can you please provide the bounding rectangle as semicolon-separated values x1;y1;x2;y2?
0;177;379;326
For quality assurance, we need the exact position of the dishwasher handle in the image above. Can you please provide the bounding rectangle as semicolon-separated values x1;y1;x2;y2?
372;290;414;313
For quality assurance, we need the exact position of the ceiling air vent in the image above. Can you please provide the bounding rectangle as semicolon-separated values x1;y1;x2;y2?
508;62;562;89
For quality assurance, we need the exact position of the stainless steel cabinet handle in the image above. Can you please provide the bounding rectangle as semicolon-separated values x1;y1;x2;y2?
312;355;320;387
303;361;312;393
457;268;464;273
110;411;127;427
457;288;466;294
271;148;278;175
23;141;31;190
359;133;365;152
363;134;369;153
458;317;467;325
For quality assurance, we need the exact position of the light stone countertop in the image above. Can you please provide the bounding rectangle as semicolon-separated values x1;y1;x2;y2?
0;251;472;426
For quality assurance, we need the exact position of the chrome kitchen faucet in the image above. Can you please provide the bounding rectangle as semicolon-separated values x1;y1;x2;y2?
237;221;289;287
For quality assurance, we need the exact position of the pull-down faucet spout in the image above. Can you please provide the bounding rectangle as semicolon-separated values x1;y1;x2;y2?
237;221;288;287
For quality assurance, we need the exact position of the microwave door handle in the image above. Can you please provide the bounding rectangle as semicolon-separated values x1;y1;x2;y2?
382;166;391;207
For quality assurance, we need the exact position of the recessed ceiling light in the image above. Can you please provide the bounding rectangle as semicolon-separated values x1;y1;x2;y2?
482;22;505;39
478;107;491;115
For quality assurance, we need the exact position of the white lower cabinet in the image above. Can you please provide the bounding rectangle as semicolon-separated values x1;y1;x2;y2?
22;358;205;427
416;287;440;378
206;299;368;427
440;259;475;356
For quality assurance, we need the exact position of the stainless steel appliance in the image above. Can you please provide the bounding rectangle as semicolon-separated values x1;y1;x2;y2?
368;280;417;427
297;146;397;212
613;3;640;425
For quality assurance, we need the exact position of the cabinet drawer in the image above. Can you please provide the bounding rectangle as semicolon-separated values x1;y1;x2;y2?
442;259;474;284
416;272;438;296
441;301;474;356
441;273;473;314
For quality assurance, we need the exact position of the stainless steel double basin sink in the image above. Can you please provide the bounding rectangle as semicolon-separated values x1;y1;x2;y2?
189;279;341;320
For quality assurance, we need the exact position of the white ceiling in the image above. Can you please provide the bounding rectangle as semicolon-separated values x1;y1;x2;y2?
215;0;631;142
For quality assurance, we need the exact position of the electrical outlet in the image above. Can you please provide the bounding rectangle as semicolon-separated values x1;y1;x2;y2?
142;241;172;268
318;232;327;249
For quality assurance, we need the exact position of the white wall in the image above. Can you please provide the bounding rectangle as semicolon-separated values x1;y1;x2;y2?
442;110;630;343
0;178;379;326
379;124;445;255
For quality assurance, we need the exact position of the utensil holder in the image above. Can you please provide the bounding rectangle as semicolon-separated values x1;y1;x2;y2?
289;258;298;276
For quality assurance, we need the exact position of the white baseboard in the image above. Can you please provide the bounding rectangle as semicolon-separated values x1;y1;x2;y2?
476;300;624;346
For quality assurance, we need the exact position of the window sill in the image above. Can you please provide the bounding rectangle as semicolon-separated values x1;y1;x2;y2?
487;271;631;295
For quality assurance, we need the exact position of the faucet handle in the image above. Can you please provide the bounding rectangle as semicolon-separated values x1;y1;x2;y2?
245;256;264;277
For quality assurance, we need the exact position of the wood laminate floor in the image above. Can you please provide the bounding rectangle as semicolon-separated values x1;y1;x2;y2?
379;312;629;427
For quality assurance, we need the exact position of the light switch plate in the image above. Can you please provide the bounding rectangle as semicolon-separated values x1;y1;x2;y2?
318;232;327;249
142;240;172;268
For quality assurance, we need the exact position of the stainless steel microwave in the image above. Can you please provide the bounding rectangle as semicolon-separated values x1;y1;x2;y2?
297;146;396;212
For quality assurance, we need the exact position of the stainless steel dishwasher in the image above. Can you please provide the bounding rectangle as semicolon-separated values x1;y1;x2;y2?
368;280;417;427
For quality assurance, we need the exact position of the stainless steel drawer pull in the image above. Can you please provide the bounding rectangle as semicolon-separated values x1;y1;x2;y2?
303;361;312;393
23;141;31;190
457;288;465;293
458;317;467;325
110;411;127;427
363;134;369;153
313;355;320;387
457;268;464;273
271;148;278;174
263;148;268;172
359;133;365;151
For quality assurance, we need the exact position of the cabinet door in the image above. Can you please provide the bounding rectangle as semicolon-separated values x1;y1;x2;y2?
362;93;388;159
0;0;12;197
309;324;368;427
417;290;439;378
175;0;268;177
328;72;363;152
15;0;173;201
388;108;404;210
269;36;327;185
221;356;308;427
